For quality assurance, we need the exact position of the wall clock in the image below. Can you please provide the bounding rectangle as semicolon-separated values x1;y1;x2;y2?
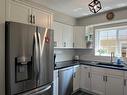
106;12;114;20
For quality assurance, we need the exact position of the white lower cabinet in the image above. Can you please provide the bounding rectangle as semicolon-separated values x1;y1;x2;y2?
91;67;124;95
124;72;127;95
54;65;125;95
53;70;58;95
73;65;80;92
80;65;91;91
124;78;127;95
106;76;124;95
91;74;105;95
91;67;106;95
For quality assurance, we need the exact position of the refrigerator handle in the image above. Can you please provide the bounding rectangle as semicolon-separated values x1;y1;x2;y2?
32;85;51;95
33;31;40;81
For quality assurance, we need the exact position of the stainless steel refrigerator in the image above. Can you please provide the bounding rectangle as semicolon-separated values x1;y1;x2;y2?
5;21;54;95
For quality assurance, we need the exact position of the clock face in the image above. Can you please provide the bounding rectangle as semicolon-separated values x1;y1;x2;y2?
106;12;114;20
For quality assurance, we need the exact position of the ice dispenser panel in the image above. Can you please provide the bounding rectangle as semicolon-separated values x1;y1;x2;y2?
15;56;33;82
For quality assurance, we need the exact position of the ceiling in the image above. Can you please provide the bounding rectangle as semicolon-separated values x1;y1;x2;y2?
31;0;127;18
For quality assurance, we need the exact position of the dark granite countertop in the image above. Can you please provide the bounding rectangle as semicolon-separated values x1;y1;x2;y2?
54;60;127;71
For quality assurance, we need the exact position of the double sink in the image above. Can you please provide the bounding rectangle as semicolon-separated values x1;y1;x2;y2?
96;62;125;68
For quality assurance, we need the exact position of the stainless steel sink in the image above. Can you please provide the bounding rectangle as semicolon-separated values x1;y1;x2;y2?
97;62;124;67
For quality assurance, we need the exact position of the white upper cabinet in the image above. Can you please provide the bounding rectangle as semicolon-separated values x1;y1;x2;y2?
73;26;86;48
53;22;63;48
32;8;52;28
6;0;53;28
62;24;73;48
53;21;73;48
6;1;31;24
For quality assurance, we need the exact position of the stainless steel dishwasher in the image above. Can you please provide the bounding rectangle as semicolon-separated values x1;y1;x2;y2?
58;67;73;95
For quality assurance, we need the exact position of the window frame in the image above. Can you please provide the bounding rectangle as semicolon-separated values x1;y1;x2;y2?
95;25;127;57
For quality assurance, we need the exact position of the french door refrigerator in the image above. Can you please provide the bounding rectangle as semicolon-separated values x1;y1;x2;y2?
5;21;54;95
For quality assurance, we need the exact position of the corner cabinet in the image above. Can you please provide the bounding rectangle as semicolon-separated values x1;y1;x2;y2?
80;65;91;91
6;0;53;28
73;26;94;49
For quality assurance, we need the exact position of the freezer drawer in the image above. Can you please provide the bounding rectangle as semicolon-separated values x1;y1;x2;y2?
59;67;73;95
19;83;53;95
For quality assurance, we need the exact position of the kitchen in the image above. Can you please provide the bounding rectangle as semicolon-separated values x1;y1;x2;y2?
0;0;127;95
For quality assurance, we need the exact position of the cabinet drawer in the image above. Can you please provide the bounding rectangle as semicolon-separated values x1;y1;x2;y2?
106;69;124;77
91;67;106;75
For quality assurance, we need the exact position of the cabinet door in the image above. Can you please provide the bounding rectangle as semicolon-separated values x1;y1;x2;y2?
80;65;91;91
53;70;58;95
62;24;73;48
106;76;124;95
53;22;63;47
6;1;31;24
124;79;127;95
73;26;86;48
91;74;105;95
73;65;80;91
32;8;52;28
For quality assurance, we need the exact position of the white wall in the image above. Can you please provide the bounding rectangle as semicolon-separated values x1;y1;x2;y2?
0;0;5;95
76;7;127;26
75;7;127;62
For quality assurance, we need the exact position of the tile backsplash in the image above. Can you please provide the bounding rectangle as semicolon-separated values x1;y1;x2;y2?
54;49;75;62
75;49;111;63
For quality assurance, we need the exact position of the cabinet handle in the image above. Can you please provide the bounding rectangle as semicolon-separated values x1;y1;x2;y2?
88;72;91;78
30;15;33;24
103;76;105;81
124;79;127;86
33;15;35;24
54;41;57;47
105;76;108;82
73;43;74;47
73;72;76;78
63;42;66;47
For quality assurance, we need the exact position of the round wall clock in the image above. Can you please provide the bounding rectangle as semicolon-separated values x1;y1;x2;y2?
106;12;114;20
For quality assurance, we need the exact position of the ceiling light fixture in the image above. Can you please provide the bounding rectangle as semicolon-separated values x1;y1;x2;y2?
88;0;102;13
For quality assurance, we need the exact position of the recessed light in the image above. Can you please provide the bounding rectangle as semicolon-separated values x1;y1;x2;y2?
73;8;83;12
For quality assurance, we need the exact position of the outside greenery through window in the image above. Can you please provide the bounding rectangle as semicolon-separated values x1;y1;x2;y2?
95;26;127;57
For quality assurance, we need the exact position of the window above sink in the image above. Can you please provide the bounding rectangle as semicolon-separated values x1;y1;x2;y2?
95;25;127;57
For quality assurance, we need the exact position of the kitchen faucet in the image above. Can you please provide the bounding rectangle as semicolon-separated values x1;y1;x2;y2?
111;52;115;63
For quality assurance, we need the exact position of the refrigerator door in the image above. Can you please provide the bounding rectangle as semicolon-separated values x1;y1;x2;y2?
36;27;54;87
5;22;37;95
